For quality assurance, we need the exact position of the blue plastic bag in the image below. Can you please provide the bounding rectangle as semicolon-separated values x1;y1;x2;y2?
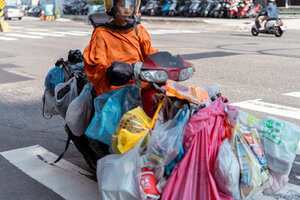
44;66;64;90
85;85;142;145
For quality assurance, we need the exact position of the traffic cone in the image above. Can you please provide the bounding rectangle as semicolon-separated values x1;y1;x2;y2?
41;10;45;21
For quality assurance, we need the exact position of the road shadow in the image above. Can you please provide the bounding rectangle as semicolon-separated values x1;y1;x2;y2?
0;63;33;84
181;51;240;60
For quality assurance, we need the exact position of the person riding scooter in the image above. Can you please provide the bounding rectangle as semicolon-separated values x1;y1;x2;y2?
83;0;159;96
258;0;278;30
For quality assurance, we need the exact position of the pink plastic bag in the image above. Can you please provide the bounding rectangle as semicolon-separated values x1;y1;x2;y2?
161;98;233;200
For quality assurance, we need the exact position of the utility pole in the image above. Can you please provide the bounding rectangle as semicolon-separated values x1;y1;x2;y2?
285;0;288;8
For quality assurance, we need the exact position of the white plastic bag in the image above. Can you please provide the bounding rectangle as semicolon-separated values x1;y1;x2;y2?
258;116;300;175
65;83;93;136
215;139;241;200
97;131;148;200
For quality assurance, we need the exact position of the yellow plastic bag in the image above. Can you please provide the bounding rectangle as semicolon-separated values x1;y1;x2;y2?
111;97;166;154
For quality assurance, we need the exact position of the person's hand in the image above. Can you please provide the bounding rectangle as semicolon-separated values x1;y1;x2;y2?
106;61;134;86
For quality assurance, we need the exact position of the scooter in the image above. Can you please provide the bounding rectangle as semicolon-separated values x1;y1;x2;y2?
212;0;230;18
177;0;192;16
143;0;162;16
134;51;195;117
251;10;286;37
246;3;261;18
188;0;202;17
203;0;216;17
161;0;171;16
168;0;180;16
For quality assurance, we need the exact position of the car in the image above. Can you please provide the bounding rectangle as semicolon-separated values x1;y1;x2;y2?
27;6;41;17
4;5;24;20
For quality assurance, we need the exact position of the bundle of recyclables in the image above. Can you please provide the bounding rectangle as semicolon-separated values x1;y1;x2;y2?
43;51;300;200
88;81;300;200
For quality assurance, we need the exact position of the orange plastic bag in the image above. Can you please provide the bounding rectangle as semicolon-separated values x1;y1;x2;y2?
165;80;209;105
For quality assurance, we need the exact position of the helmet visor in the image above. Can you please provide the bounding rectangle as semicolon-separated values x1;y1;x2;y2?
119;0;135;10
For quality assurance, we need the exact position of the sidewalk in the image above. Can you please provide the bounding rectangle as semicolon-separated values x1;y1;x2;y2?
63;14;300;30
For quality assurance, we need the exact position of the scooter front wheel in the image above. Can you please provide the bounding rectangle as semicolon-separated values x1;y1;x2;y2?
251;28;259;36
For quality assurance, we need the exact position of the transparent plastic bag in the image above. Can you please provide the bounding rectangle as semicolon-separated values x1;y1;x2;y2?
263;172;288;195
86;85;142;145
227;109;270;199
215;139;241;200
42;88;60;118
65;83;93;136
55;77;79;118
146;105;190;168
97;131;148;200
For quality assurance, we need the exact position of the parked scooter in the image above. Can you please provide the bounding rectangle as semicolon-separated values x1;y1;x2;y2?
251;10;286;37
239;0;252;18
168;0;180;16
177;0;192;16
188;0;202;17
246;3;261;18
213;0;230;18
203;0;216;17
142;0;162;16
161;0;171;16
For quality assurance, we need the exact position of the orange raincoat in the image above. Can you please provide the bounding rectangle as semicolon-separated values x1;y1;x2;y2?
83;24;158;95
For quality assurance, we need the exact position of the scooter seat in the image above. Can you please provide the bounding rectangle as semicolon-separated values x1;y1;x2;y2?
267;17;278;21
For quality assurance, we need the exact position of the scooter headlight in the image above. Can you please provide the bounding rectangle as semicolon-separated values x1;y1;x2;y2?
178;67;194;81
225;4;230;8
140;70;169;83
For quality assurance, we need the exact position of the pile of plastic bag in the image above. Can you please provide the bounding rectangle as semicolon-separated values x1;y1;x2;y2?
86;80;299;200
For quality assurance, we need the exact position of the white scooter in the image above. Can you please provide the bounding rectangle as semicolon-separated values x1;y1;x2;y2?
251;10;286;37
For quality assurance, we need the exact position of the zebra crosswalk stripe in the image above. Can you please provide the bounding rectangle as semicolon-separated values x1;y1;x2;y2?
5;33;43;39
148;29;201;35
231;99;300;120
283;92;300;98
70;31;91;35
26;32;66;37
52;31;87;36
0;36;18;40
0;145;99;200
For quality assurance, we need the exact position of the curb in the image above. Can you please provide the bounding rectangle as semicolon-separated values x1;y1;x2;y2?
61;14;300;30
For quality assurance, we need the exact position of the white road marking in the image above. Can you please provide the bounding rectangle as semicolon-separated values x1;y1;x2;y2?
254;183;300;200
5;33;43;39
231;99;300;120
26;31;66;37
0;145;99;200
0;36;18;41
283;92;300;98
70;31;92;35
52;31;87;36
148;29;201;35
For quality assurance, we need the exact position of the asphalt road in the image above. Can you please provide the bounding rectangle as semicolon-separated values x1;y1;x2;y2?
0;16;299;200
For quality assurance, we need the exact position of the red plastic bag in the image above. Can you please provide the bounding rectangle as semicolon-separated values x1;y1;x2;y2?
161;98;233;200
